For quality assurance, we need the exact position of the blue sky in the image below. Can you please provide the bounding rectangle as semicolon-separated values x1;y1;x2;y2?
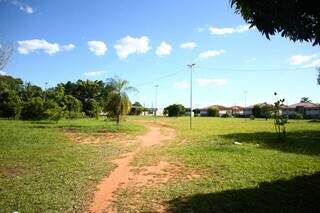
1;0;319;108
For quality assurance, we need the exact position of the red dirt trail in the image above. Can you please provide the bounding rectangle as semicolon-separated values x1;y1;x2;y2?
85;123;176;213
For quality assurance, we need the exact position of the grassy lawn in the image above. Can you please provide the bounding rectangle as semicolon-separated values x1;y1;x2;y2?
119;117;320;212
0;118;143;213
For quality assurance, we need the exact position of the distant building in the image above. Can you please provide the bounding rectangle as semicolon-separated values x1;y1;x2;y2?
200;105;241;116
282;102;320;118
243;102;272;117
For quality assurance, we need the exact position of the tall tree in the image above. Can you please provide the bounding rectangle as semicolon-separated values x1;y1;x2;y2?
300;97;311;103
230;0;320;45
104;77;137;124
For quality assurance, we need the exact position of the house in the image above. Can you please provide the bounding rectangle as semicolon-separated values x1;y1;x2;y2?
282;102;320;118
243;102;273;117
230;105;244;116
200;105;233;116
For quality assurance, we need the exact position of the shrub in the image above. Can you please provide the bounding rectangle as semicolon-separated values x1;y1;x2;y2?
21;97;44;120
290;112;303;119
164;104;186;117
252;105;262;118
250;115;255;120
221;113;232;118
0;90;22;119
207;107;219;117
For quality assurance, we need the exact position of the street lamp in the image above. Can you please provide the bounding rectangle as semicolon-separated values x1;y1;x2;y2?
187;63;196;129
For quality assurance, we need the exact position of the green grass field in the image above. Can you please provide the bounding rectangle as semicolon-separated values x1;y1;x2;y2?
0;118;143;212
118;117;320;212
1;117;320;212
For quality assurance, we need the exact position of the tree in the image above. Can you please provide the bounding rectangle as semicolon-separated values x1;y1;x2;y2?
300;97;311;103
21;97;44;120
104;77;137;124
129;101;144;115
273;92;288;138
230;0;320;45
0;89;22;119
252;105;262;118
164;104;186;117
261;104;274;120
63;95;82;118
207;107;219;117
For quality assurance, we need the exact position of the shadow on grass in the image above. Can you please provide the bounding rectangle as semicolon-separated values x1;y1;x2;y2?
220;131;320;156
166;172;320;213
309;119;320;123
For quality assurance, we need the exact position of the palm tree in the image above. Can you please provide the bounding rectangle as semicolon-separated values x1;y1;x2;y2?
105;76;137;124
300;97;311;103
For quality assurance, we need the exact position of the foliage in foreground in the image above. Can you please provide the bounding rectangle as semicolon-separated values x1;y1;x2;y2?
230;0;320;45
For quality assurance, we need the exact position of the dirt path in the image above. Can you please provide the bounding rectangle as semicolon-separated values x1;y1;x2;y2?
86;122;176;213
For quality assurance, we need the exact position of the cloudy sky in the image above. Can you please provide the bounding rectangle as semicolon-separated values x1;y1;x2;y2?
1;0;319;108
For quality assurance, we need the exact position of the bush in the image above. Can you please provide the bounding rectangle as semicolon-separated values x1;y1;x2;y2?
164;104;186;117
290;112;304;119
207;107;219;117
0;90;22;119
21;97;45;120
250;115;255;120
221;113;232;118
252;105;262;118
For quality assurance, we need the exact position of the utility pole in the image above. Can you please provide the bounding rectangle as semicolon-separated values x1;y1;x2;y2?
244;90;247;122
154;84;159;121
187;63;196;129
44;82;48;102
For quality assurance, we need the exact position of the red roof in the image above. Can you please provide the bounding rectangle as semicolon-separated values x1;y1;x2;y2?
287;102;320;109
201;105;230;110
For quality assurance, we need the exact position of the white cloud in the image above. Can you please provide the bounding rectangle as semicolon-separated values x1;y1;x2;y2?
209;24;250;35
196;78;227;86
9;0;34;14
17;39;75;55
302;59;320;68
114;36;151;59
156;41;172;57
87;41;107;56
180;42;197;49
0;70;7;75
289;54;317;65
61;44;75;51
245;57;256;63
175;81;190;89
84;70;106;76
198;49;226;59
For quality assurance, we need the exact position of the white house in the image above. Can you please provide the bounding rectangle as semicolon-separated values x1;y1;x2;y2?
282;102;320;118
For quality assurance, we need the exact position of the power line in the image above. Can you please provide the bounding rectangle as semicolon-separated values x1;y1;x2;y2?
132;64;317;90
197;66;313;72
133;69;185;88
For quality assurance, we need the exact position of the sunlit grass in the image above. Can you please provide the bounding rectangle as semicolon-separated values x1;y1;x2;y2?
0;118;143;212
118;117;320;212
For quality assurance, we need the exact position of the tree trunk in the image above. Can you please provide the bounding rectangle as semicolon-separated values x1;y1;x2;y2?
116;114;120;125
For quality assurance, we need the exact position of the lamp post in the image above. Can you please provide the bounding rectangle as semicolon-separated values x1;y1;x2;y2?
187;63;196;129
154;84;159;121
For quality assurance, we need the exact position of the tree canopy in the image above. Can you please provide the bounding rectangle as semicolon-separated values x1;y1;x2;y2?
104;77;137;124
164;104;186;117
230;0;320;45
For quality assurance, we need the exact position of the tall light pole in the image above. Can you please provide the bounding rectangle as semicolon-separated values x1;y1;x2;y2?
154;84;159;121
44;82;48;102
187;63;196;129
244;90;247;122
